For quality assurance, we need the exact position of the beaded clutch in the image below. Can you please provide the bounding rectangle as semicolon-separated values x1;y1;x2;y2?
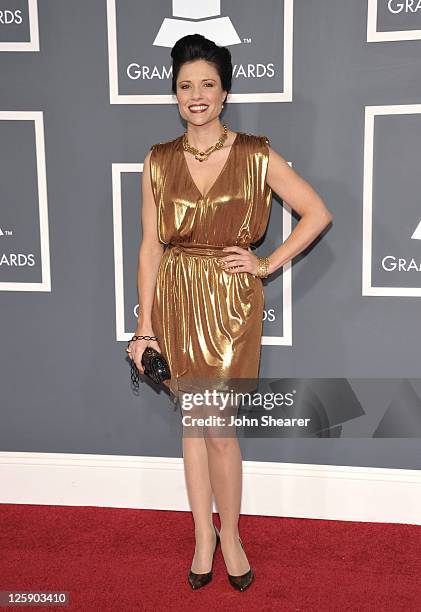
141;347;171;384
130;346;171;390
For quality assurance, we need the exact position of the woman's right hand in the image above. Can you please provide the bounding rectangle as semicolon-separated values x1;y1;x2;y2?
126;328;162;375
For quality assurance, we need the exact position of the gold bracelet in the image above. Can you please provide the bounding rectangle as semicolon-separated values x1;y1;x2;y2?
254;256;270;278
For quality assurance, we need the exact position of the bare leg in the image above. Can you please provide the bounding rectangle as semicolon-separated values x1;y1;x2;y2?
204;395;251;576
182;424;217;572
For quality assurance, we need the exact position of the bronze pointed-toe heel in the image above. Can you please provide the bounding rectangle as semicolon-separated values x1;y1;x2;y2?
227;536;254;592
188;524;220;590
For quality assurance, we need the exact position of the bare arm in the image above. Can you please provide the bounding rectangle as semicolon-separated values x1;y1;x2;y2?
265;146;333;274
135;149;164;334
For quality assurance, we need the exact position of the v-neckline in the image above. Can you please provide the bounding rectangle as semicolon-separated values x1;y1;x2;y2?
180;132;239;200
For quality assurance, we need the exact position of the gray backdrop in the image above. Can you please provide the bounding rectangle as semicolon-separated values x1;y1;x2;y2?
1;0;421;469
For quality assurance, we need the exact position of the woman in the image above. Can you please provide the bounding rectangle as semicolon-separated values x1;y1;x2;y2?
126;34;333;591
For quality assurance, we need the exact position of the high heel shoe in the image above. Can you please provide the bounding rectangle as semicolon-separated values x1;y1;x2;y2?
188;524;220;590
227;536;254;592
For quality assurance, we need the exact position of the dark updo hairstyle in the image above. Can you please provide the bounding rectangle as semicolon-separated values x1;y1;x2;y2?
171;34;232;105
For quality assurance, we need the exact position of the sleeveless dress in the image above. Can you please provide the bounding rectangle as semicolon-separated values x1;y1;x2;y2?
149;131;272;403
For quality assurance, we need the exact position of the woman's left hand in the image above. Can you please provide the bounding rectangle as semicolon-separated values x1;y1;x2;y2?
217;246;259;275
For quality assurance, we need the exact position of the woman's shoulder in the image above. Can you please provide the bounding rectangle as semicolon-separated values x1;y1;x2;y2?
149;134;182;153
236;132;270;159
239;131;270;147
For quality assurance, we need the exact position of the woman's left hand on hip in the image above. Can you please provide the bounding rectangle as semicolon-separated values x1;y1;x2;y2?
217;245;259;275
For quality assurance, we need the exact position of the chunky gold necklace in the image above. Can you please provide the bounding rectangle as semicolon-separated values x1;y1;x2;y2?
182;124;228;162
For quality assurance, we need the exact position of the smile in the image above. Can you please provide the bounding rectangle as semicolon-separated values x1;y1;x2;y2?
188;105;209;113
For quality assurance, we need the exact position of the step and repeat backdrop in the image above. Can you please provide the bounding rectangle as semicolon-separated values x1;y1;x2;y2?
1;0;421;468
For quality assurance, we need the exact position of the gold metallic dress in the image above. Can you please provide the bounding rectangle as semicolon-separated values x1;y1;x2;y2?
149;132;272;403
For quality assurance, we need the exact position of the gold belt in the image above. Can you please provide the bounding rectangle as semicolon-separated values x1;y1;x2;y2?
168;243;229;257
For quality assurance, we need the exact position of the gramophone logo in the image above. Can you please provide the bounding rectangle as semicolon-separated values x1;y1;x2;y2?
411;220;421;240
153;0;241;47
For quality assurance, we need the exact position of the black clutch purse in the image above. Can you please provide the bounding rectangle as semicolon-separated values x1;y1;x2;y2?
130;346;171;391
141;347;171;384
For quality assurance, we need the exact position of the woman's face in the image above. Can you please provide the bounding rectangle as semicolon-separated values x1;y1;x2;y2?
175;59;227;127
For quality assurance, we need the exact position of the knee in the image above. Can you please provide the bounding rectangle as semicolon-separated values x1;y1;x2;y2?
204;435;236;453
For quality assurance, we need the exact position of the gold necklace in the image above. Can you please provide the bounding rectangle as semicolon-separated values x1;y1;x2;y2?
182;124;228;162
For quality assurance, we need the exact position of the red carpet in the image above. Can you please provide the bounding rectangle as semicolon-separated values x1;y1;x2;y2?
0;504;420;611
